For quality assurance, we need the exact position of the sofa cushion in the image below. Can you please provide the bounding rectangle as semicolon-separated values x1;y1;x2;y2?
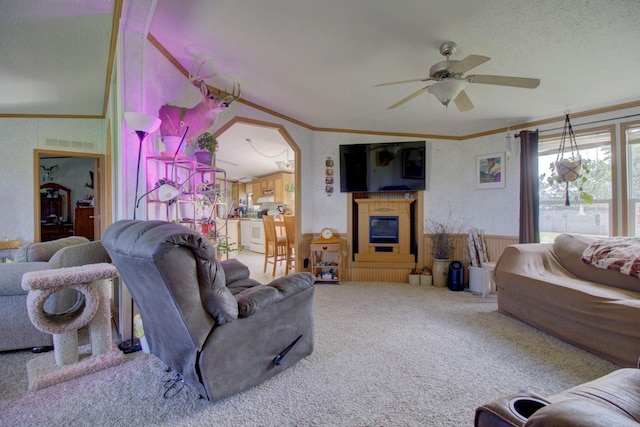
220;258;251;284
49;241;110;267
0;262;52;296
554;233;640;292
15;236;89;263
524;398;639;426
234;273;315;317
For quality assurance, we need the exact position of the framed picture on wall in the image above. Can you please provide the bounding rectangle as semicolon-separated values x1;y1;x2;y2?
477;152;505;189
402;148;425;179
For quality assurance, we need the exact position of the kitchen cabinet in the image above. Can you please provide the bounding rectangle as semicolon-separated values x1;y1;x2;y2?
251;172;293;204
273;175;283;205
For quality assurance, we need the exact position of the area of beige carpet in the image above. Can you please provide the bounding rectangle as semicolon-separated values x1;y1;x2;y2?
26;343;127;391
0;282;618;426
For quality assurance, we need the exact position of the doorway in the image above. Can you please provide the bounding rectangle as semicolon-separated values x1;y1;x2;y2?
214;116;300;275
34;150;105;242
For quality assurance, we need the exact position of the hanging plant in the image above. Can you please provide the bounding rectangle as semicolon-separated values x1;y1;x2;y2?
546;113;593;205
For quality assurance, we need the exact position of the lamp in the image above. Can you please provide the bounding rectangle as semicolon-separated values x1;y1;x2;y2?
124;112;161;220
428;79;466;107
120;112;160;355
135;183;181;210
135;173;201;211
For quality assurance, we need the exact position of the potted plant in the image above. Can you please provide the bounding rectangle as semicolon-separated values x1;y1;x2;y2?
195;181;217;220
194;132;218;166
546;160;593;205
207;229;238;259
425;216;461;287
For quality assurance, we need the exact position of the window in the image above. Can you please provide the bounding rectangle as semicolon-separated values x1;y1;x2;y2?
625;122;640;236
538;128;613;243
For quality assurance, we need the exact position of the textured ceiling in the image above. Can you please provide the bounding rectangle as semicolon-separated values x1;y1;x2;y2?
150;0;640;137
2;0;640;180
0;0;113;116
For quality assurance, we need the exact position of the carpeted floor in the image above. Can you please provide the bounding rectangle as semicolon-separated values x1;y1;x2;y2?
0;281;618;426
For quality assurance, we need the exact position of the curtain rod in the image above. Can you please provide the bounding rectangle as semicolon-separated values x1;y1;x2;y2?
514;113;640;138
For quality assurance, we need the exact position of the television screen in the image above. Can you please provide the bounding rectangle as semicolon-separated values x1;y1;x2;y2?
339;141;426;192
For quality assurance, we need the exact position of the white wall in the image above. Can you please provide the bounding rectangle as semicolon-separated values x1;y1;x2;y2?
307;131;514;236
458;133;520;236
0;118;104;242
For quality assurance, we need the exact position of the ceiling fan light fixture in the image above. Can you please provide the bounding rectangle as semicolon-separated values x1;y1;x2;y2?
275;160;295;171
428;80;466;107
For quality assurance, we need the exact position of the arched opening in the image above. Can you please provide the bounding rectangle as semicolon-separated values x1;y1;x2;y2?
214;116;300;277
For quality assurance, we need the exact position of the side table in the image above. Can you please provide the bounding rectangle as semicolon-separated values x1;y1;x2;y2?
310;241;341;284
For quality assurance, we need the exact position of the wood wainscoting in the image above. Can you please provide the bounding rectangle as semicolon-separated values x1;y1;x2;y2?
421;234;519;276
299;232;517;283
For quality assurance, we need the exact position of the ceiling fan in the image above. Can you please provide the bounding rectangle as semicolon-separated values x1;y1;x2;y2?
374;41;540;112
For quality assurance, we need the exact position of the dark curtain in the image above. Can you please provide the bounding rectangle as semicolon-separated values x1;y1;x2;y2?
519;130;539;243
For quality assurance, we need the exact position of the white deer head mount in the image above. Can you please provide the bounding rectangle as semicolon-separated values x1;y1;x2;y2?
159;58;241;145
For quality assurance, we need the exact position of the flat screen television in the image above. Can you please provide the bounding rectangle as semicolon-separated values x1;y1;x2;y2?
339;140;426;192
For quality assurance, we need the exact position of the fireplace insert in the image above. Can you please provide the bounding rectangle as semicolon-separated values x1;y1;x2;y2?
369;216;399;244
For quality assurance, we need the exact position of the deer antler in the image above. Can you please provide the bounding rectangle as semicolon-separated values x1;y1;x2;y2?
221;82;242;106
189;58;216;85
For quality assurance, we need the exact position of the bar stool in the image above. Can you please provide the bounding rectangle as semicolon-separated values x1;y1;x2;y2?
263;216;287;276
283;216;296;274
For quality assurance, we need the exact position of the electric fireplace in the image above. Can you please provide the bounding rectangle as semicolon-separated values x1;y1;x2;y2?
369;216;399;244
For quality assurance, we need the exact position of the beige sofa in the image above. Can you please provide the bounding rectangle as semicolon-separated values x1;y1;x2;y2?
0;237;111;352
495;233;640;367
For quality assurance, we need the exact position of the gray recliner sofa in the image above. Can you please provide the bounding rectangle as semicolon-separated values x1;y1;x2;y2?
101;219;315;401
475;367;640;426
0;236;111;352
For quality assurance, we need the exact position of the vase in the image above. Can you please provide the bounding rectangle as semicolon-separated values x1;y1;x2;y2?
178;202;195;221
162;136;185;155
420;273;433;286
432;259;450;287
409;273;420;285
195;151;214;166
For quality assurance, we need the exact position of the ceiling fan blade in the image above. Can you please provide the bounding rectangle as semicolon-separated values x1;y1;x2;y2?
374;78;431;87
466;74;540;89
449;55;490;74
453;90;474;112
387;86;431;109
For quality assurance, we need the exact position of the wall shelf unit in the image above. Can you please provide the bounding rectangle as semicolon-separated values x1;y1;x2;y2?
145;155;229;254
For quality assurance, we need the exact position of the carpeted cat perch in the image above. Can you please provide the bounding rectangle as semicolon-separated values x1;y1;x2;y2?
21;263;126;391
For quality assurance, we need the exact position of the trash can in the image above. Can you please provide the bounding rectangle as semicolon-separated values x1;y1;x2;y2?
448;260;464;291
